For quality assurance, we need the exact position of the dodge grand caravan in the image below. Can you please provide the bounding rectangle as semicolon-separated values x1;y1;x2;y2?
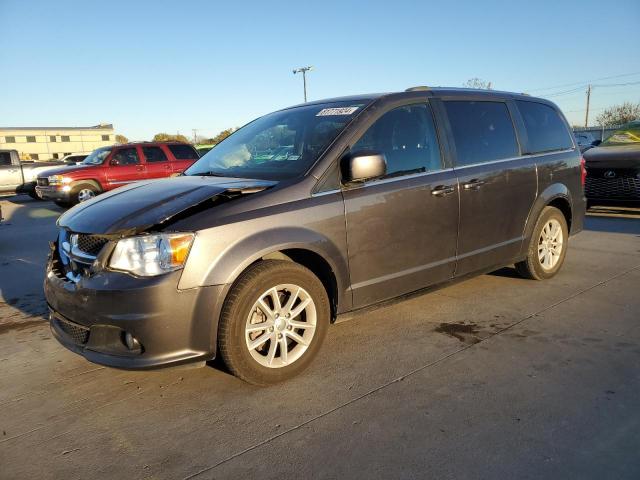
46;87;586;384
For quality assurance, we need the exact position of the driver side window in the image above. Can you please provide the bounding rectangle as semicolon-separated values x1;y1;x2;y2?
352;103;442;177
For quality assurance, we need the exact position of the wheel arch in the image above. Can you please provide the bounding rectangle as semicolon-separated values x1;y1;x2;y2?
262;248;340;322
70;178;103;192
181;227;352;316
521;183;574;257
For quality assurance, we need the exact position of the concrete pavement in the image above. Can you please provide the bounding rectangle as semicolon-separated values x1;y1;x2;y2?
0;196;639;479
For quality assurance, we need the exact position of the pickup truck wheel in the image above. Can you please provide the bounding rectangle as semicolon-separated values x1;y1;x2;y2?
218;260;330;385
515;206;568;280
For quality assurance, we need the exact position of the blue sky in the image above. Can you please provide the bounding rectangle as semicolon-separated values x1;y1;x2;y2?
1;0;639;140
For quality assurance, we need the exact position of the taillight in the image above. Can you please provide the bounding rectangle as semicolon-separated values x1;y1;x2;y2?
580;156;587;186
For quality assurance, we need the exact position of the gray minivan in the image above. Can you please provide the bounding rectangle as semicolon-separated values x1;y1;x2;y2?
46;87;586;384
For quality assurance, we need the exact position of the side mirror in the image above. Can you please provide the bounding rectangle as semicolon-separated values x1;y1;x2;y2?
341;150;387;183
591;139;601;146
110;158;120;166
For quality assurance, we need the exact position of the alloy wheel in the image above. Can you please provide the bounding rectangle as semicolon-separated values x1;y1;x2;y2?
245;284;317;368
537;218;564;270
77;188;95;203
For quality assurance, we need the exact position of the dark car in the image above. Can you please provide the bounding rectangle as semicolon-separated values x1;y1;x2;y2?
45;87;585;384
583;121;640;206
35;142;199;206
573;131;600;153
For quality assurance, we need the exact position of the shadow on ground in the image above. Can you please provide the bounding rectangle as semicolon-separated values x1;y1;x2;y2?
0;195;64;322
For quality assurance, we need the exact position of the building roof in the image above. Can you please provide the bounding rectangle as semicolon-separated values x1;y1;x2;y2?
0;124;114;131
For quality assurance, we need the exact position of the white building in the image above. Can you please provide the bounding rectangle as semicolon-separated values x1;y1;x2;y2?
0;124;115;161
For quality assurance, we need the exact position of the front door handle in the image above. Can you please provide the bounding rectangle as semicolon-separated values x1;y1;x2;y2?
431;185;456;197
136;165;144;171
462;178;486;190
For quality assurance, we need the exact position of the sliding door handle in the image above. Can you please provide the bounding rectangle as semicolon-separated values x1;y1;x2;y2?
431;185;456;197
462;178;485;190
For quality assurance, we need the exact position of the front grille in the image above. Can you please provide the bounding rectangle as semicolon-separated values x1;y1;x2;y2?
53;317;90;345
585;174;640;200
76;234;109;256
37;178;49;186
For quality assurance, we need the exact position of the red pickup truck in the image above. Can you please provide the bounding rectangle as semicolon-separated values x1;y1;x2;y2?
36;142;200;206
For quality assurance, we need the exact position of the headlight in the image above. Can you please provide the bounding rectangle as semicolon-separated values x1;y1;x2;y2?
109;233;195;276
48;175;72;185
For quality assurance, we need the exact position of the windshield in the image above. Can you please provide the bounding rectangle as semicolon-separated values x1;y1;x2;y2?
185;101;366;180
82;147;112;165
601;122;640;146
601;131;640;146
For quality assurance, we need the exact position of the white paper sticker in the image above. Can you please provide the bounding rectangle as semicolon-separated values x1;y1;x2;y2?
316;107;359;116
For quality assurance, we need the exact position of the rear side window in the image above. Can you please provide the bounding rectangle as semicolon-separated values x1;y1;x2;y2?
143;146;168;163
112;147;140;165
444;101;519;166
352;102;442;176
516;101;573;153
168;144;199;160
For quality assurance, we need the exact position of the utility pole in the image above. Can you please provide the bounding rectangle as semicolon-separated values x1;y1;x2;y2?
584;84;592;127
192;129;198;144
293;66;313;102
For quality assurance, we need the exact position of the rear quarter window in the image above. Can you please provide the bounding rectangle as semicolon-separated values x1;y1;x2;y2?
168;144;199;160
516;101;573;153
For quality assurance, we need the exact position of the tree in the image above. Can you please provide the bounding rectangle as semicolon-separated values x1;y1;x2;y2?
596;102;640;127
463;78;492;90
153;133;190;143
202;128;236;145
115;134;128;144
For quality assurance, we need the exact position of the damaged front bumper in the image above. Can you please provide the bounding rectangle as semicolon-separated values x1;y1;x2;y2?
45;242;227;369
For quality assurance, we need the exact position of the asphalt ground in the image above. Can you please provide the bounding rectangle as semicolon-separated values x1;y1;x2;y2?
0;196;639;479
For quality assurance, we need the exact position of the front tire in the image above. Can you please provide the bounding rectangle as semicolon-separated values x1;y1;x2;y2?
71;183;100;205
516;206;569;280
218;260;330;385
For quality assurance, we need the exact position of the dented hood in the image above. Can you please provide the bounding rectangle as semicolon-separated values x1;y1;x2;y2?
58;176;276;235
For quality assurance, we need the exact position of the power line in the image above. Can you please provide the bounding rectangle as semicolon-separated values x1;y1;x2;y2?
541;80;640;99
526;71;640;93
595;80;640;88
543;86;585;98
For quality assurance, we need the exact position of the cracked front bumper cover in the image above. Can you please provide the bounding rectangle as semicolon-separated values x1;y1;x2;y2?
45;264;227;369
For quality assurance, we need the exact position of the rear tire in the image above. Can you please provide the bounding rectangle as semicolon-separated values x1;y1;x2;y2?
218;260;330;385
515;206;569;280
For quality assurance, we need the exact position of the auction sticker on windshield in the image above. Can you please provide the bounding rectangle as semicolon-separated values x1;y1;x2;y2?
316;107;359;116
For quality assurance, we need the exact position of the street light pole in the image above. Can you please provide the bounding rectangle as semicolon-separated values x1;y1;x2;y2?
293;66;313;102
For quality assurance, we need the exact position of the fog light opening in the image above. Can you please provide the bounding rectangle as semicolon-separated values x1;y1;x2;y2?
124;332;141;351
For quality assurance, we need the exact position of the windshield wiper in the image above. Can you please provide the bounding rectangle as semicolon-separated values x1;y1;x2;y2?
194;171;227;177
